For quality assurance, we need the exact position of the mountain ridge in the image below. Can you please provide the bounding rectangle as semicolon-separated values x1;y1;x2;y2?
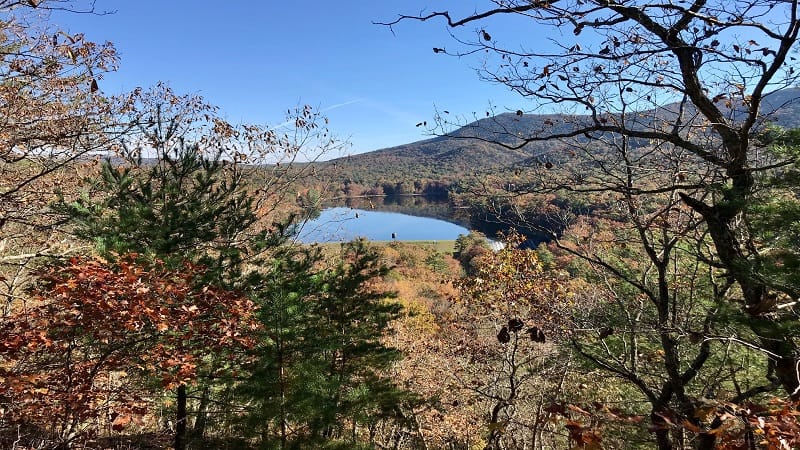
329;87;800;168
313;88;800;195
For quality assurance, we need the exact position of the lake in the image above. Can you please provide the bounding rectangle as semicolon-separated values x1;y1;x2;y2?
296;207;471;243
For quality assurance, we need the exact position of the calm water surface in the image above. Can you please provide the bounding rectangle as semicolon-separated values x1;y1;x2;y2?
297;207;470;243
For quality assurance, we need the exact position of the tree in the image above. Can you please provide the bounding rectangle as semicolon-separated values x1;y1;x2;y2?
64;141;256;278
56;86;380;448
0;255;256;449
59;130;260;450
748;127;800;300
236;244;323;449
455;232;575;449
55;141;263;449
0;0;121;315
454;231;491;274
68;139;265;449
311;241;413;441
384;1;800;448
56;86;313;448
237;240;416;449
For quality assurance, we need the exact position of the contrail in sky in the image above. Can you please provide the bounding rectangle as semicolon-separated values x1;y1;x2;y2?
321;98;365;112
274;98;365;128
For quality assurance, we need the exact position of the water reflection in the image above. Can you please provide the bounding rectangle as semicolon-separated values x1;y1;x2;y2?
342;194;447;208
334;195;470;228
296;206;470;243
315;195;546;247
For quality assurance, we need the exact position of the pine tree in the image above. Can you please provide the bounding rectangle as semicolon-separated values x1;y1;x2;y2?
63;143;256;283
239;240;417;449
58;143;264;450
237;245;324;449
308;240;410;441
749;127;800;297
60;134;417;449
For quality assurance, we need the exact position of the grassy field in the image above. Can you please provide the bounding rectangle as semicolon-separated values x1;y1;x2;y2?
400;240;456;254
312;240;457;255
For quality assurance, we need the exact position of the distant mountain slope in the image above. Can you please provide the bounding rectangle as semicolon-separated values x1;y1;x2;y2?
312;136;537;193
335;137;530;171
761;87;800;127
318;88;800;186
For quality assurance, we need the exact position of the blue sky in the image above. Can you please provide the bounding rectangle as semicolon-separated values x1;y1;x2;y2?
50;1;535;155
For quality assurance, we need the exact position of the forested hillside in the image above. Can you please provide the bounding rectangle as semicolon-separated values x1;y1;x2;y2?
315;88;800;199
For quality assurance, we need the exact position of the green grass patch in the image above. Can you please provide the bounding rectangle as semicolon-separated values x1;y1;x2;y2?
308;240;456;255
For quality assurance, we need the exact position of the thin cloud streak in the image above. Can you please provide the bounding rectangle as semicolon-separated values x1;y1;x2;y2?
272;98;365;129
321;98;366;113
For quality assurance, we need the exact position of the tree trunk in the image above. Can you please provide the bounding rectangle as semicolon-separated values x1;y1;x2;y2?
192;384;210;443
653;430;673;450
175;384;187;450
696;431;717;450
650;410;673;450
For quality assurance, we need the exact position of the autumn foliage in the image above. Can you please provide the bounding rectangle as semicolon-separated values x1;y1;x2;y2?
0;255;257;446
